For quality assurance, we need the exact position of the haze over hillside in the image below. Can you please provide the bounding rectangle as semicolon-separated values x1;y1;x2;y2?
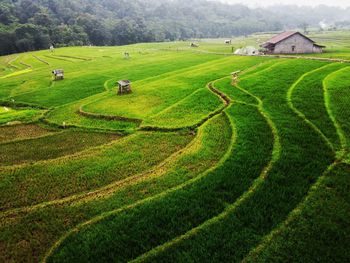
218;0;350;8
0;0;349;55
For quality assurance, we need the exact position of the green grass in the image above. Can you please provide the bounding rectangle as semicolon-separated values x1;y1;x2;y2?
324;66;350;151
128;59;336;263
244;163;350;262
142;88;224;128
0;111;231;263
289;63;347;150
3;50;223;107
214;77;258;105
0;107;44;125
0;131;193;210
0;124;52;143
0;33;350;262
0;130;120;166
46;101;274;262
81;56;265;121
44;99;139;131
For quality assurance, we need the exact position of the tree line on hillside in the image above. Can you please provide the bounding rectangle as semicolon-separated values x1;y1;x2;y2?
0;0;349;55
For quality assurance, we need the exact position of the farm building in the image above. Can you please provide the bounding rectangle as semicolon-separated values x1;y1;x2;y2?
52;69;64;80
261;31;325;54
117;80;132;95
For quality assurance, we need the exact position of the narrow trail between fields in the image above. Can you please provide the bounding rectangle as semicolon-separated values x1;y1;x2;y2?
131;79;281;262
43;62;283;261
127;60;339;262
0;76;231;221
41;75;237;262
243;66;350;261
286;64;338;152
42;112;236;262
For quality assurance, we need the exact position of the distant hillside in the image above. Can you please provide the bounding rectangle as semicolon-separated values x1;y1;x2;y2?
0;0;349;55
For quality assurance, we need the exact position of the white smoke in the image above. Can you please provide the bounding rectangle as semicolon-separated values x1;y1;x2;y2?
319;20;329;29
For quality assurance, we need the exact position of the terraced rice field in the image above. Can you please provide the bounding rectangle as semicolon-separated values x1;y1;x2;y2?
0;38;349;262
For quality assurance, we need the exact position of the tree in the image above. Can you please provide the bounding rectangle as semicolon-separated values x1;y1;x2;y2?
0;30;16;55
0;2;17;25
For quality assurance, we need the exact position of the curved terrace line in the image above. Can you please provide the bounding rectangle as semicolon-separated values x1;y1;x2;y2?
79;77;230;132
0;132;132;177
131;79;281;263
42;109;237;263
323;66;350;157
0;132;190;220
139;62;345;262
242;161;340;262
243;66;350;261
240;59;290;81
287;63;339;152
32;55;50;66
0;130;122;170
0;76;232;219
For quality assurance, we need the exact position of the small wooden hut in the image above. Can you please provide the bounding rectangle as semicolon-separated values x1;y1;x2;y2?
117;80;132;95
52;69;64;80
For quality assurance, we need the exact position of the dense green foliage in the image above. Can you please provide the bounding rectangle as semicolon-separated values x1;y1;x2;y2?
1;0;350;55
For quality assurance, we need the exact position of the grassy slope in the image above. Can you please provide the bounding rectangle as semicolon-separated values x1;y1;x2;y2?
47;99;274;262
0;131;192;210
0;108;44;125
82;56;265;126
142;88;223;128
239;64;350;263
0;111;231;263
0;130;119;166
127;59;336;262
291;63;348;150
0;50;222;107
324;67;350;150
0;124;52;143
244;163;350;262
0;34;349;262
46;56;267;130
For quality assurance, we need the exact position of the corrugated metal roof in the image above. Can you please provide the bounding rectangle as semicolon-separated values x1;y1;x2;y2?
265;31;298;44
117;80;131;86
264;31;315;45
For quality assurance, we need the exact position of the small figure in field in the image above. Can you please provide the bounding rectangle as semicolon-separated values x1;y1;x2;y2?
124;52;130;59
49;45;54;52
231;71;241;85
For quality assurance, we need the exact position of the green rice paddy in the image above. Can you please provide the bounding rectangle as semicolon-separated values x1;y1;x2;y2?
0;31;349;262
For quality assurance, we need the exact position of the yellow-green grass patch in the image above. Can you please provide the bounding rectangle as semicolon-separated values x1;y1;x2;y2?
0;124;52;143
0;130;120;166
0;112;231;262
0;131;193;210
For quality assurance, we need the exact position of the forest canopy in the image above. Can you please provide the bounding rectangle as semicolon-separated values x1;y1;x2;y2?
0;0;349;55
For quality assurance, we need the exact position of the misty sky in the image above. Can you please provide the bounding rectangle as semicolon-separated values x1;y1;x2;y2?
217;0;350;8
